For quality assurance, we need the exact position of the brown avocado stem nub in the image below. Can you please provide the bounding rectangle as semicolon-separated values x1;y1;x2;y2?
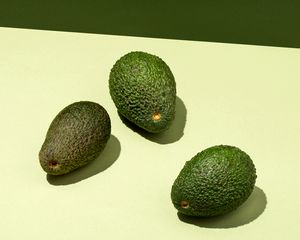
180;200;189;209
49;160;59;168
152;112;161;121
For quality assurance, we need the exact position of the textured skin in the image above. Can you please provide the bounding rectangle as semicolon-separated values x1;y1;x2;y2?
39;101;111;175
109;51;176;133
171;145;257;217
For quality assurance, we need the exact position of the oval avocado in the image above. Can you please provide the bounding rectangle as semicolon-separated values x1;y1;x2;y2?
39;101;111;175
171;145;257;217
109;51;176;133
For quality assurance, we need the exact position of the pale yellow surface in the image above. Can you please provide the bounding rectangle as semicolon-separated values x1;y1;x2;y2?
0;27;299;239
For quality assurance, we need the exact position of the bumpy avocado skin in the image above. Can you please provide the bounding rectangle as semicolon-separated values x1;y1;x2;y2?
171;145;257;217
39;101;111;175
109;51;176;133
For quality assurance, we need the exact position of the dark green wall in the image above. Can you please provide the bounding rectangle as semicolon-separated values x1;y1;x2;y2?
1;0;300;48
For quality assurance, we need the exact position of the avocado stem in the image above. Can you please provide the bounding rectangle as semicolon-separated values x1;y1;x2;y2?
152;112;161;121
49;160;59;168
180;200;189;209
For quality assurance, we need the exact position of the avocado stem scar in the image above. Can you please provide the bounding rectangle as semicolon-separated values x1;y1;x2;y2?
152;112;161;121
180;200;189;209
49;160;59;168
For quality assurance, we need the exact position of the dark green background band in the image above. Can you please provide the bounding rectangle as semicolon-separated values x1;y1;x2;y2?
1;0;300;48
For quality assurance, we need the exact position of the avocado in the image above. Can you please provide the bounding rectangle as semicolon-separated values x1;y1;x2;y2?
109;51;176;133
171;145;257;217
39;101;111;175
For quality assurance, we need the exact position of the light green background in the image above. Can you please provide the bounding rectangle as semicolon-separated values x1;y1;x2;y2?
0;27;299;239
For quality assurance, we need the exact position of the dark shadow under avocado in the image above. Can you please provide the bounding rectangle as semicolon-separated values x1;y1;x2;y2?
118;96;187;144
177;186;267;228
47;135;121;185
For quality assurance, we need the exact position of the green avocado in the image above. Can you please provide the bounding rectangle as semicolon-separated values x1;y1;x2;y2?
39;101;111;175
171;145;257;217
109;51;176;133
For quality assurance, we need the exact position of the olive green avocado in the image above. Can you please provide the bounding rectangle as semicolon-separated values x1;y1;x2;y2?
39;101;111;175
109;51;176;133
171;145;257;217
